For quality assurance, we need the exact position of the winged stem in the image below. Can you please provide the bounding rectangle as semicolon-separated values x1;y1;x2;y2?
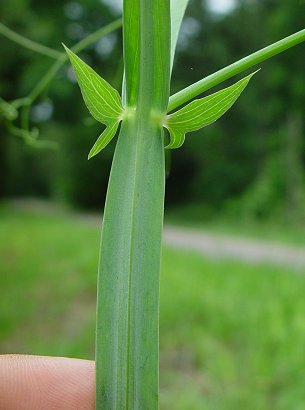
95;1;170;408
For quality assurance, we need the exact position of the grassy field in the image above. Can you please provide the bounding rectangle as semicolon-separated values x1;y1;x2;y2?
165;204;305;246
1;203;305;409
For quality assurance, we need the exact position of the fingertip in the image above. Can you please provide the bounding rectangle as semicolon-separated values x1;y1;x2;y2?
0;355;95;410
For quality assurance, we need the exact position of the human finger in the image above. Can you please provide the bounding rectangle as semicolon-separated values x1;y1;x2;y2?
0;354;95;410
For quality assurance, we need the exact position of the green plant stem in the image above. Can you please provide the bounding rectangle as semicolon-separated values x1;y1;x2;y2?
28;60;65;103
95;1;170;409
168;28;305;112
96;118;165;409
0;22;63;59
0;97;18;120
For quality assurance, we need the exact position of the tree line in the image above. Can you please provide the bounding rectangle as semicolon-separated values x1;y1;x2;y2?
0;0;304;222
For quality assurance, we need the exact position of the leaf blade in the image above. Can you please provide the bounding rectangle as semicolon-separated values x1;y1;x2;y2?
170;0;189;70
88;122;120;159
64;45;123;125
164;71;257;149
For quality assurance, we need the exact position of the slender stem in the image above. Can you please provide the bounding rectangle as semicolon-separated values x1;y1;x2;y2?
11;97;31;109
1;20;121;150
0;19;122;61
28;60;65;102
28;19;122;103
0;22;63;59
1;19;122;106
20;104;31;133
5;19;122;149
71;19;122;54
0;97;18;120
168;28;305;112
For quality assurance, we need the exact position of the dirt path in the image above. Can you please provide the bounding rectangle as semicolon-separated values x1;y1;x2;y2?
164;225;305;270
8;199;305;270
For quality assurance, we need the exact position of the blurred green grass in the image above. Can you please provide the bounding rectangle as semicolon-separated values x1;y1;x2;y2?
165;204;305;246
1;204;305;409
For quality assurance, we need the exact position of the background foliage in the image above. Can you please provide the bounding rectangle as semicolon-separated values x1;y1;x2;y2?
1;205;305;409
1;0;304;222
1;1;305;408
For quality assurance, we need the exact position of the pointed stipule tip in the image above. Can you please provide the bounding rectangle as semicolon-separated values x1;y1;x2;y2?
62;43;69;53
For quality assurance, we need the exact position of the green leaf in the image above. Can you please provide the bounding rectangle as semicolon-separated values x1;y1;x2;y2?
88;121;120;159
63;45;123;125
170;0;189;70
164;71;257;149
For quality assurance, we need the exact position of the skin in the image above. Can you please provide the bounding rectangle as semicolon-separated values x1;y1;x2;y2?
0;355;95;410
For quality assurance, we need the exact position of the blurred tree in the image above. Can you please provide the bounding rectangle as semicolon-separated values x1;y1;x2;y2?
0;0;304;220
167;0;305;222
0;0;121;207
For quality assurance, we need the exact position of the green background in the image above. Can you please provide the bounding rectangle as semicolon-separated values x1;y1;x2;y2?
1;0;305;408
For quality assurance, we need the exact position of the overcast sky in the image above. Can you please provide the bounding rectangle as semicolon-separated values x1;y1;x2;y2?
206;0;236;14
102;0;237;16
